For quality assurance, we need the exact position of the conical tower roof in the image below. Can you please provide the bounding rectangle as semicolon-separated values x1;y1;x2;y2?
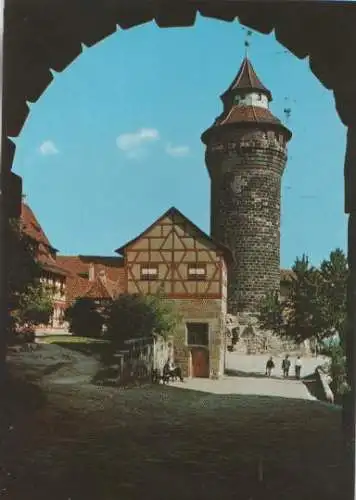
220;57;272;102
201;56;292;145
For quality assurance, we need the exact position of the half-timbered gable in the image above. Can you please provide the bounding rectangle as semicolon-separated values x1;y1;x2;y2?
115;207;232;380
115;207;231;301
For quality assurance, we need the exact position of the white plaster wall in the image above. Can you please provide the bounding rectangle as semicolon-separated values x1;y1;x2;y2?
234;92;269;109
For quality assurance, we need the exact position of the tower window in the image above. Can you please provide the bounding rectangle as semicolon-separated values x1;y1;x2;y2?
258;93;262;100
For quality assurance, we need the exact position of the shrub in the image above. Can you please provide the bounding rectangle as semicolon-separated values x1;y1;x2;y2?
326;342;348;400
105;293;182;349
64;298;105;338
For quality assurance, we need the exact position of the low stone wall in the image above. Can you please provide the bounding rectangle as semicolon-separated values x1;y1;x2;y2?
315;367;334;404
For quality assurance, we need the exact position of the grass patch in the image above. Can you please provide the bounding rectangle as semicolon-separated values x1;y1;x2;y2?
40;335;109;358
40;335;107;344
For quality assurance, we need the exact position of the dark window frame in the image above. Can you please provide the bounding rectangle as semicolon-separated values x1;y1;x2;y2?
186;322;209;347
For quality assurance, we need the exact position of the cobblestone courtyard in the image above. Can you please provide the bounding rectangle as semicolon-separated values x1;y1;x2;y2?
1;346;345;500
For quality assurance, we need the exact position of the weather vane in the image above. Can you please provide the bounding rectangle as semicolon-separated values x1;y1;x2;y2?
244;29;253;56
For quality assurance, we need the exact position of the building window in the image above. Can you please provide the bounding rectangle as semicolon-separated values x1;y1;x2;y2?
258;93;262;100
187;322;209;346
140;265;159;280
187;264;207;280
79;272;89;279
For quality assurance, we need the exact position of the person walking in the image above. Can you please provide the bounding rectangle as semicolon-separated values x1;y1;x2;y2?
282;355;291;378
265;356;275;377
295;356;302;380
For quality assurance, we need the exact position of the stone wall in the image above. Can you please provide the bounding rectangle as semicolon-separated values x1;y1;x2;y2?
171;298;225;378
206;128;288;315
228;311;309;356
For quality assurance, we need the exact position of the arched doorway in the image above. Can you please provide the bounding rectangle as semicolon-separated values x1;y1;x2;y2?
1;2;355;498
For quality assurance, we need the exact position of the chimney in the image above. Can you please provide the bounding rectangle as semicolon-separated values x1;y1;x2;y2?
98;269;107;284
89;263;95;281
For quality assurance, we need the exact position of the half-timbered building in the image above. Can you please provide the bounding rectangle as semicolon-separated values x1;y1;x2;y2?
115;207;232;379
20;202;69;331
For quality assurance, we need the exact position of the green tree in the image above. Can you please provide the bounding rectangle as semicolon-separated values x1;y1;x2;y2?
323;342;348;401
12;284;54;331
105;292;182;349
258;250;348;346
64;297;105;338
258;290;285;337
8;218;42;311
318;248;348;346
285;255;321;343
7;218;55;341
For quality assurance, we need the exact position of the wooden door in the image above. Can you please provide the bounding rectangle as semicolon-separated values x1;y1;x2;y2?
191;348;209;378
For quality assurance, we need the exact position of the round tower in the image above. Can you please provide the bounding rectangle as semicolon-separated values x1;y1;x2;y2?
202;57;292;316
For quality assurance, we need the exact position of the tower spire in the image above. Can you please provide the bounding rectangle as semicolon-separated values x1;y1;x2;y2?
220;56;272;103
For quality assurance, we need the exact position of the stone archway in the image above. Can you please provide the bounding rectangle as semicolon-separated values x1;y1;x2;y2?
2;0;356;436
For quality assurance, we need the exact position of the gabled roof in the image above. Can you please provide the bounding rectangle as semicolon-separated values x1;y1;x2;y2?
83;278;113;300
115;206;233;264
20;202;69;277
221;57;272;102
21;202;57;252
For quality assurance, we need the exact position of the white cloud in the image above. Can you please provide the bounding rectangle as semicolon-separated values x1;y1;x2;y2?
116;128;160;159
165;143;190;158
39;140;59;156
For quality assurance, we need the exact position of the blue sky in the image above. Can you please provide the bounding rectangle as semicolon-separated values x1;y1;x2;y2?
13;16;347;268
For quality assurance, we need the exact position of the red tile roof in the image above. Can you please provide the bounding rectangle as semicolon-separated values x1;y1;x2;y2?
216;105;283;127
202;105;292;143
221;57;272;102
57;255;124;282
83;278;113;300
66;275;91;304
66;273;125;304
56;256;89;277
20;203;68;277
60;256;126;305
21;203;53;250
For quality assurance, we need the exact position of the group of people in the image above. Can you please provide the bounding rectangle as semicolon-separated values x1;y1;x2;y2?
163;358;184;382
265;354;303;379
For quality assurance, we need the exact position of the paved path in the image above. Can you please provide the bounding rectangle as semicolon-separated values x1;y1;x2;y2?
170;353;329;400
171;375;315;400
225;352;328;377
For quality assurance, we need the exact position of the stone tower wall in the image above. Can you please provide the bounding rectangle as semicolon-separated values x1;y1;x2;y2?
206;127;288;315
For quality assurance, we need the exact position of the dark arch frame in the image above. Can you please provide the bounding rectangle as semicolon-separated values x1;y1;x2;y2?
1;0;356;489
